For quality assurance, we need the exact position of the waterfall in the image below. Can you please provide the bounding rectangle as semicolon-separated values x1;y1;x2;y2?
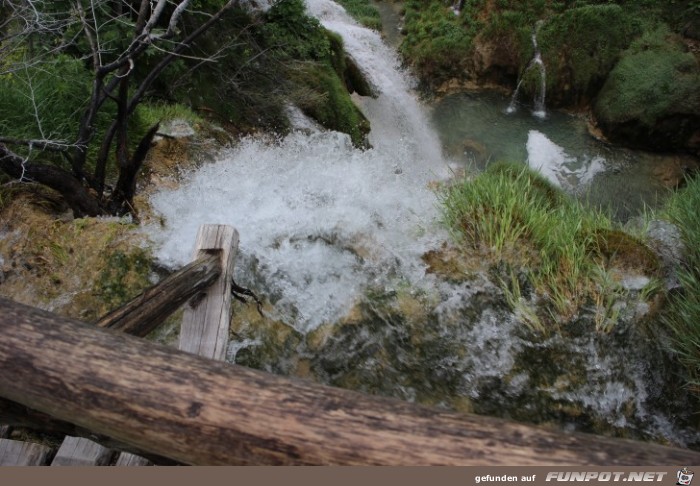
506;22;547;118
146;0;451;333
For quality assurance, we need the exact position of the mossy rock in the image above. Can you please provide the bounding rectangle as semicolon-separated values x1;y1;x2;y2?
289;62;371;147
587;228;660;276
593;27;700;153
537;4;640;107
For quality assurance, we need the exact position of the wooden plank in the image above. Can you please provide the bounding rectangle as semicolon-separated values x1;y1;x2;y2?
2;297;700;466
179;224;238;360
0;439;52;466
115;452;152;466
96;252;221;337
51;435;113;466
50;226;235;467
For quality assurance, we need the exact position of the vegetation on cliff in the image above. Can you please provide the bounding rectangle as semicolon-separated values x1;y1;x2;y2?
400;0;700;152
594;26;700;151
0;0;369;220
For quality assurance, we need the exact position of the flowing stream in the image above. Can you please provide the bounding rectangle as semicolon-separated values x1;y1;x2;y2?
145;0;699;448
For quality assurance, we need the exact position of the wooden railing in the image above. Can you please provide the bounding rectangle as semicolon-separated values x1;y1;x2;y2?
0;224;699;466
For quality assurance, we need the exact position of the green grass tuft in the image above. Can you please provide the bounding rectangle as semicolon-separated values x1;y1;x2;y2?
661;175;700;395
440;162;659;332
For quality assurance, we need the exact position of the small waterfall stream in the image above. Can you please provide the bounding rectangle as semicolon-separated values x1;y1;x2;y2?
506;21;547;118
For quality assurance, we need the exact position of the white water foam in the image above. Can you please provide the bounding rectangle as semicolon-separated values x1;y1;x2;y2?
526;130;605;191
146;0;451;333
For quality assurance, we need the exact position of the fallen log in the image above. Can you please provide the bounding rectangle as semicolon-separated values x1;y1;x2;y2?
1;298;699;465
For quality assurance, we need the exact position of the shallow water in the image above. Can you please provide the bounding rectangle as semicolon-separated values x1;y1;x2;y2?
431;91;675;221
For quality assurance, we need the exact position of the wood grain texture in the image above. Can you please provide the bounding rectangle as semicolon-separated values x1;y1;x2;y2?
0;439;52;466
1;297;699;466
115;452;152;466
179;225;238;360
51;435;114;466
96;252;221;337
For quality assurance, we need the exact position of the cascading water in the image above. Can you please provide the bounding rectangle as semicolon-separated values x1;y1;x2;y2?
145;0;700;449
146;0;452;333
506;21;547;118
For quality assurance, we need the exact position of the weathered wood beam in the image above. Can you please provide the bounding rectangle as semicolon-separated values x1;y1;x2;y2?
178;225;238;360
0;397;178;465
96;251;221;337
0;439;53;466
1;297;699;466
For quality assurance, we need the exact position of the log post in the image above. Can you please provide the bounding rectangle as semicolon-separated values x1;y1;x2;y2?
178;224;238;360
52;225;233;465
1;297;699;466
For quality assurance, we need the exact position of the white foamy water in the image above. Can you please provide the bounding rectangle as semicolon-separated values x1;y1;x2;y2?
146;0;450;332
526;130;605;190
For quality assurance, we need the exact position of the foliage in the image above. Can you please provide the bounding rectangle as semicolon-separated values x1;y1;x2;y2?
440;162;659;330
593;25;700;142
662;175;700;395
400;0;479;86
537;4;640;104
0;55;116;165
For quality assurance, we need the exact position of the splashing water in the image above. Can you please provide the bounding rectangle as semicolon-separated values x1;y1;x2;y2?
146;0;451;333
507;22;547;118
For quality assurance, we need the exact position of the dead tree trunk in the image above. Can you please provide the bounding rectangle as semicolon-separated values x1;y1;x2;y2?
1;297;699;466
0;144;104;217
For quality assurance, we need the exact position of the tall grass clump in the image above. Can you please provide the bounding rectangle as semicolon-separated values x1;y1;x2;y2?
440;162;624;329
662;175;700;395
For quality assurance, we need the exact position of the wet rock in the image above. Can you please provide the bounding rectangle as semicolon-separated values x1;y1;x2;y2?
645;220;685;291
156;119;196;139
343;55;377;98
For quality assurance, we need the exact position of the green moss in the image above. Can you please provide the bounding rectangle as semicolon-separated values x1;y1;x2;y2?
538;4;641;104
96;248;153;310
257;0;370;145
400;0;479;86
593;26;700;147
290;63;370;147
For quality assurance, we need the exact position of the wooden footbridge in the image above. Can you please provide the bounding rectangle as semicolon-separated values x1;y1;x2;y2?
1;224;699;466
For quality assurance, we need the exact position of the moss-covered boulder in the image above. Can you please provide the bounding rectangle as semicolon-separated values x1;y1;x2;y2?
593;27;700;153
537;4;639;107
